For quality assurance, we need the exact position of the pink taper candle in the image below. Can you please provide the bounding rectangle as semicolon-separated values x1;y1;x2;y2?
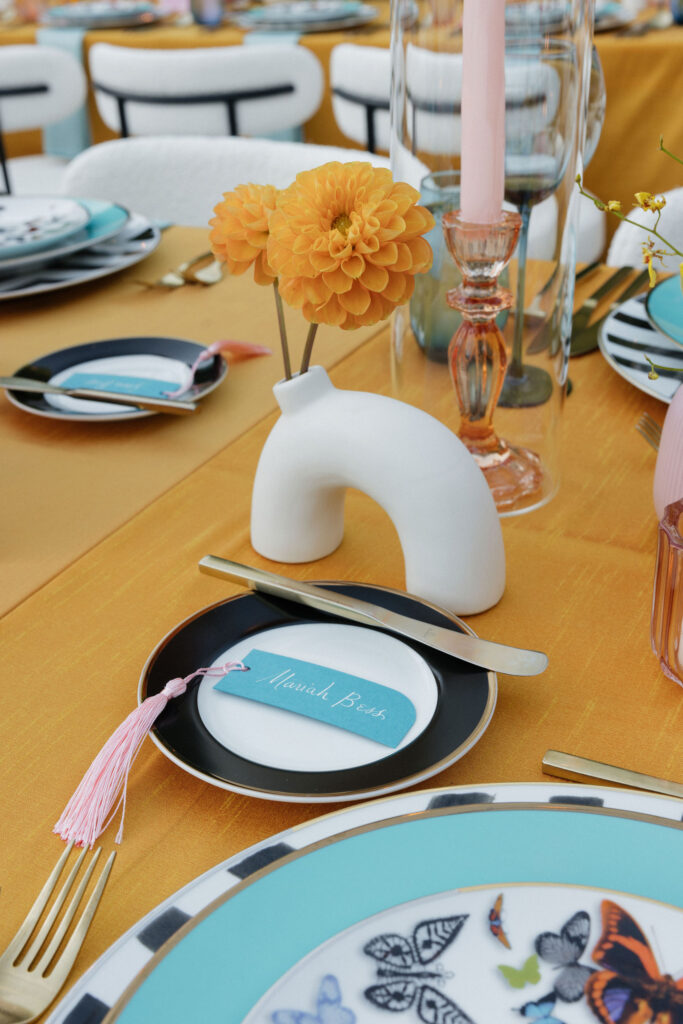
460;0;506;223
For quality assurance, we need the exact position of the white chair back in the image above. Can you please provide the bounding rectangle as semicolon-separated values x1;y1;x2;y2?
88;43;324;138
0;45;86;132
0;44;86;192
63;135;392;226
329;43;560;160
330;45;391;154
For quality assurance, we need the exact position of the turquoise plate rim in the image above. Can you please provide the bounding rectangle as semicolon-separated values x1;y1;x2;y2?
0;197;92;260
645;274;683;347
109;802;683;1024
0;199;129;274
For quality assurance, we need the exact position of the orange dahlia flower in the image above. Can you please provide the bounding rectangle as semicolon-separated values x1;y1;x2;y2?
267;162;435;330
209;183;278;286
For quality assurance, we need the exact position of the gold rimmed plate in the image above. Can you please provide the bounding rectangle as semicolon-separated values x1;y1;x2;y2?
104;794;683;1024
45;782;683;1024
139;583;497;803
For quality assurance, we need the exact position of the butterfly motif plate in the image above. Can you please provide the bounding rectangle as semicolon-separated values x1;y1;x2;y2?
85;785;683;1024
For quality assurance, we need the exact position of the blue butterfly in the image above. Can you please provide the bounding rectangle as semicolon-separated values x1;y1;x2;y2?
519;993;566;1024
272;975;356;1024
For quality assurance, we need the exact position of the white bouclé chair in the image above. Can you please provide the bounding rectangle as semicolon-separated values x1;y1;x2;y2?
63;135;393;226
88;43;324;139
0;45;86;193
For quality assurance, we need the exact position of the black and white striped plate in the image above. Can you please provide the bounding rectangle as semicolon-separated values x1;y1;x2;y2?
44;782;682;1024
598;293;683;404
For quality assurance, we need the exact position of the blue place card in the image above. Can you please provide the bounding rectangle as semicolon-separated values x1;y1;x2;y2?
213;649;417;748
60;372;180;398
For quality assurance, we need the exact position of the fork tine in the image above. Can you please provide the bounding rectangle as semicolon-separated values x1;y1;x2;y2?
31;849;100;974
20;847;89;968
636;425;660;451
636;413;662;451
39;851;116;985
2;842;74;963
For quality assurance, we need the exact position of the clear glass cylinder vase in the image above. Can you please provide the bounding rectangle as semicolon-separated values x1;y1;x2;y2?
389;0;594;516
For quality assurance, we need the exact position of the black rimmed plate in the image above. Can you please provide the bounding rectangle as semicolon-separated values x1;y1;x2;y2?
139;583;497;803
5;336;228;422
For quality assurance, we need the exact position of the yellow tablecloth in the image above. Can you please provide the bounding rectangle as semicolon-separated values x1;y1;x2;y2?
0;226;383;615
3;10;683;210
0;235;681;1021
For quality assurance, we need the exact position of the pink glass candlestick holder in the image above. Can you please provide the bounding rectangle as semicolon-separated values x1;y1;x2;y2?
442;209;543;512
651;497;683;688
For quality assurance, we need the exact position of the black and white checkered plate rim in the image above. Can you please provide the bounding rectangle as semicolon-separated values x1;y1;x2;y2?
45;781;683;1024
599;293;683;404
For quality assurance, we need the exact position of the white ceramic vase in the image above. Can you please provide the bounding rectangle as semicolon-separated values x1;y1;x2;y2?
250;366;505;615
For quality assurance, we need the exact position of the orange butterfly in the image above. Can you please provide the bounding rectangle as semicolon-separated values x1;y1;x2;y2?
488;893;511;949
586;900;683;1024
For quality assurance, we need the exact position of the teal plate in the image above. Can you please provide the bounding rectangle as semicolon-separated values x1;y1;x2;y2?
109;801;683;1024
0;198;129;276
646;274;683;347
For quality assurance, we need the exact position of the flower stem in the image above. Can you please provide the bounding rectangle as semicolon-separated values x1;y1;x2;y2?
645;355;683;380
300;323;318;375
272;281;292;380
576;180;683;258
659;137;683;168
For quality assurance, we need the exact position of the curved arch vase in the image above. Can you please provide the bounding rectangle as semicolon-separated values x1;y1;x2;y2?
250;366;505;615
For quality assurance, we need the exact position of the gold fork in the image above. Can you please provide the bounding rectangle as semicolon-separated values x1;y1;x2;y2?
635;412;662;452
0;843;115;1023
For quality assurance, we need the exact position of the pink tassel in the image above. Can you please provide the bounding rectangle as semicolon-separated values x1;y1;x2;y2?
54;661;246;848
165;339;272;397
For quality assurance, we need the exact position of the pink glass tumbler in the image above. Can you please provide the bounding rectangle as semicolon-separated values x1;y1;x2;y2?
651;497;683;687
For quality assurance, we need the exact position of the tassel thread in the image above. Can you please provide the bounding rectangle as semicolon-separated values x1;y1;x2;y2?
54;661;246;848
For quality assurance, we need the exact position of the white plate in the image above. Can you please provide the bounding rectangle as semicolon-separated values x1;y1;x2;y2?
598;293;682;404
0;199;129;275
231;4;376;30
0;213;160;302
45;782;683;1024
0;196;90;259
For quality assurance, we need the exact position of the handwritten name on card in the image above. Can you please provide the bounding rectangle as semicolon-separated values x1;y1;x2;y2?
60;372;179;398
213;649;417;748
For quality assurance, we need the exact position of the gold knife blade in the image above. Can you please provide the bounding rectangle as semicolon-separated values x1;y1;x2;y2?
542;749;683;799
0;376;197;415
198;555;549;677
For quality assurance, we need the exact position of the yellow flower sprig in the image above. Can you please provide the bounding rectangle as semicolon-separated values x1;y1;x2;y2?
576;139;683;291
576;175;683;289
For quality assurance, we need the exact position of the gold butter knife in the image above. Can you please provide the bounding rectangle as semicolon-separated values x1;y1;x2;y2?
0;376;197;415
198;555;549;677
542;749;683;799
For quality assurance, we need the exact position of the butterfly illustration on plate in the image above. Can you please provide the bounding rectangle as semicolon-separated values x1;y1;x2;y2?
499;954;542;990
518;992;567;1024
535;910;595;1002
489;894;511;949
271;974;356;1024
585;899;683;1024
363;916;475;1023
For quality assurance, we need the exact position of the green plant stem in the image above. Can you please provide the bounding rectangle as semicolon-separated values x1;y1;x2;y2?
660;137;683;168
300;323;318;375
272;281;292;380
645;355;683;379
577;179;683;258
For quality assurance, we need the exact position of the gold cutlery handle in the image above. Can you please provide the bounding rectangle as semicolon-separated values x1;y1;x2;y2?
542;749;683;799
